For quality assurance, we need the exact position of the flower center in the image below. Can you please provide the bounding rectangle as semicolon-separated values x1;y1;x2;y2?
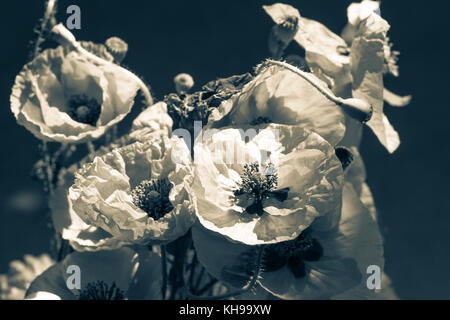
234;162;289;216
78;281;125;300
263;229;323;278
131;178;174;220
68;94;101;126
280;15;298;31
250;116;272;125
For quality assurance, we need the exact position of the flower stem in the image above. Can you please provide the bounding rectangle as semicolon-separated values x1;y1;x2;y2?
32;0;58;59
161;245;167;300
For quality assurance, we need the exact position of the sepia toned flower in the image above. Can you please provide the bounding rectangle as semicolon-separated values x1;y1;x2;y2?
192;124;343;245
0;254;54;300
264;2;410;153
192;180;384;299
26;248;162;300
49;105;176;252
129;101;174;142
65;135;195;251
10;44;142;143
347;4;402;153
263;3;352;83
210;63;346;146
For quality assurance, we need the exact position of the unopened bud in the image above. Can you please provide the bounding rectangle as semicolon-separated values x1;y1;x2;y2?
105;37;128;63
174;73;194;95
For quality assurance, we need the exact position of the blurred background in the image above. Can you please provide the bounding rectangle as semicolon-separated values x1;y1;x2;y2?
0;0;447;299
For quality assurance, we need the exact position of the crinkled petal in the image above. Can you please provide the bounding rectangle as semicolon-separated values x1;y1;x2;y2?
193;124;343;245
330;182;384;299
192;224;260;289
10;46;141;143
69;137;195;249
259;181;383;299
263;3;350;78
26;248;162;300
351;36;400;153
262;3;301;23
347;0;380;26
130;101;173;141
217;64;345;146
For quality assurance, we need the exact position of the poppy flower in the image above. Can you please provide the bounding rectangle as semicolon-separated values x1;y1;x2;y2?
10;44;142;143
263;3;352;83
49;104;177;251
192;181;384;299
65;135;195;251
192;123;343;245
210;63;346;146
25;248;162;300
129;101;174;142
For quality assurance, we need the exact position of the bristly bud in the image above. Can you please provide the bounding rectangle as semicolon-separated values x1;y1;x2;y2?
174;73;194;95
105;37;128;63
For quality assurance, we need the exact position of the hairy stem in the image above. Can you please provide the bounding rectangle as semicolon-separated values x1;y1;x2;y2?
32;0;58;58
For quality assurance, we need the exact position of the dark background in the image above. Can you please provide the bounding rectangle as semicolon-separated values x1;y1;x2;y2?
0;0;447;299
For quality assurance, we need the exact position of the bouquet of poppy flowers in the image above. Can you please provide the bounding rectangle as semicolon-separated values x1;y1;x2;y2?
1;1;411;300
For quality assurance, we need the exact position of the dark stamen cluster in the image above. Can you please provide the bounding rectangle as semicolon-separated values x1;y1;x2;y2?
263;229;323;278
250;116;273;125
234;162;288;216
279;15;298;32
131;178;174;220
68;94;101;126
78;281;125;300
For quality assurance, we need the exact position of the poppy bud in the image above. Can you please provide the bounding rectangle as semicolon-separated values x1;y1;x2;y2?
174;73;194;95
105;37;128;63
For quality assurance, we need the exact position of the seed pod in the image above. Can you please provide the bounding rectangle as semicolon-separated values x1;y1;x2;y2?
105;37;128;63
174;73;194;95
